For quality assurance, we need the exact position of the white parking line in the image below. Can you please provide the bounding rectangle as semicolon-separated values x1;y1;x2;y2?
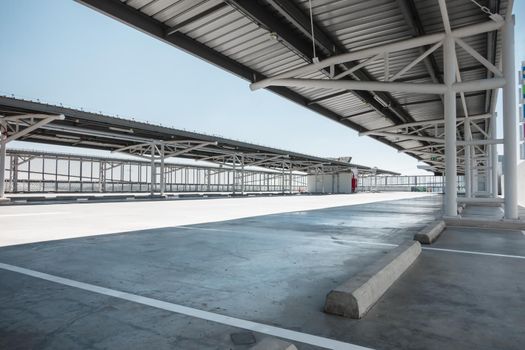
0;212;69;217
178;226;525;259
0;262;372;350
422;247;525;260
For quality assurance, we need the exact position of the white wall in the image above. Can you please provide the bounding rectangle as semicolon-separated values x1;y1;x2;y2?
307;173;353;193
518;161;525;207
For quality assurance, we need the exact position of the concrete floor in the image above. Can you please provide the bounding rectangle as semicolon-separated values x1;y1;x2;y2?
0;191;434;246
460;202;525;220
1;194;524;349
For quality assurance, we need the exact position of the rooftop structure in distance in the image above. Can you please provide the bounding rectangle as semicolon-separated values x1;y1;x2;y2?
0;95;398;198
1;3;525;350
75;0;507;171
74;0;518;219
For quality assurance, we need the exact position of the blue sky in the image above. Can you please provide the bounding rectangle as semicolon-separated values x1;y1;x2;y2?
1;0;523;174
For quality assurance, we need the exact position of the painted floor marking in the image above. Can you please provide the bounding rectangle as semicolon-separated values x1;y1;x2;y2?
0;262;372;350
422;247;525;260
179;226;525;259
0;211;69;217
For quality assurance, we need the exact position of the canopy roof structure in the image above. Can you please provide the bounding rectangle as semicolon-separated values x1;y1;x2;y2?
77;0;509;175
0;95;397;175
74;0;521;219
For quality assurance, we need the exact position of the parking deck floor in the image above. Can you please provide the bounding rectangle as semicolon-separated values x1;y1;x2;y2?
1;193;524;349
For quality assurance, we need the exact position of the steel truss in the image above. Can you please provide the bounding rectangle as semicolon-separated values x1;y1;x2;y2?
0;113;64;198
248;1;518;219
3;149;309;195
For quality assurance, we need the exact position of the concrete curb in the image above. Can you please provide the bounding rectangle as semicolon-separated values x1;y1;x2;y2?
324;240;421;319
457;198;504;206
445;217;525;230
414;220;446;244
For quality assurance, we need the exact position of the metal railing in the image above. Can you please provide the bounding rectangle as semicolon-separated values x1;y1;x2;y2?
358;175;466;193
4;149;308;194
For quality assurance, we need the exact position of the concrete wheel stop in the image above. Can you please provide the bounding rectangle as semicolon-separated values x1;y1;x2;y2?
414;220;446;244
324;240;421;319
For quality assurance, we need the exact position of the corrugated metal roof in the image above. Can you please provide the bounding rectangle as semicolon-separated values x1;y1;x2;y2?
77;0;509;173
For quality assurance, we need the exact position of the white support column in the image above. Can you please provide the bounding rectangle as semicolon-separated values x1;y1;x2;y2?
487;147;493;195
321;167;325;193
485;151;491;194
472;161;479;194
464;121;472;197
0;131;6;199
502;15;518;219
99;162;104;193
314;169;318;193
11;155;18;193
281;161;285;194
160;143;165;196
150;143;155;195
240;154;245;195
444;34;458;217
232;155;236;195
289;166;293;194
491;113;499;197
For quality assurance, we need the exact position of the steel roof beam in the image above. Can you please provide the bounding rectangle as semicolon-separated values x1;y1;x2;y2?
250;0;499;171
369;132;445;143
394;64;488;82
455;38;502;77
166;3;228;36
243;154;288;167
485;0;500;117
75;0;415;158
399;144;445;153
344;91;486;118
2;114;65;143
388;41;443;82
263;0;338;57
164;141;218;158
251;20;503;90
263;0;420;126
401;92;485;107
311;80;485;108
396;0;443;84
229;0;413;126
361;113;491;136
265;78;504;95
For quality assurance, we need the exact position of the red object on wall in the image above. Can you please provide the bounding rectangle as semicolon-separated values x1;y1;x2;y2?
351;175;358;193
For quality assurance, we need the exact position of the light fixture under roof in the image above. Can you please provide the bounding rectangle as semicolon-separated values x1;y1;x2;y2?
109;126;134;134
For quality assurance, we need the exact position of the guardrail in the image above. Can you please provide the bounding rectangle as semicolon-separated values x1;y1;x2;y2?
3;149;307;194
358;175;466;193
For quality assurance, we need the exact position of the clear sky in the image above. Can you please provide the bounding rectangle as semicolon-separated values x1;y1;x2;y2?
0;0;523;175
